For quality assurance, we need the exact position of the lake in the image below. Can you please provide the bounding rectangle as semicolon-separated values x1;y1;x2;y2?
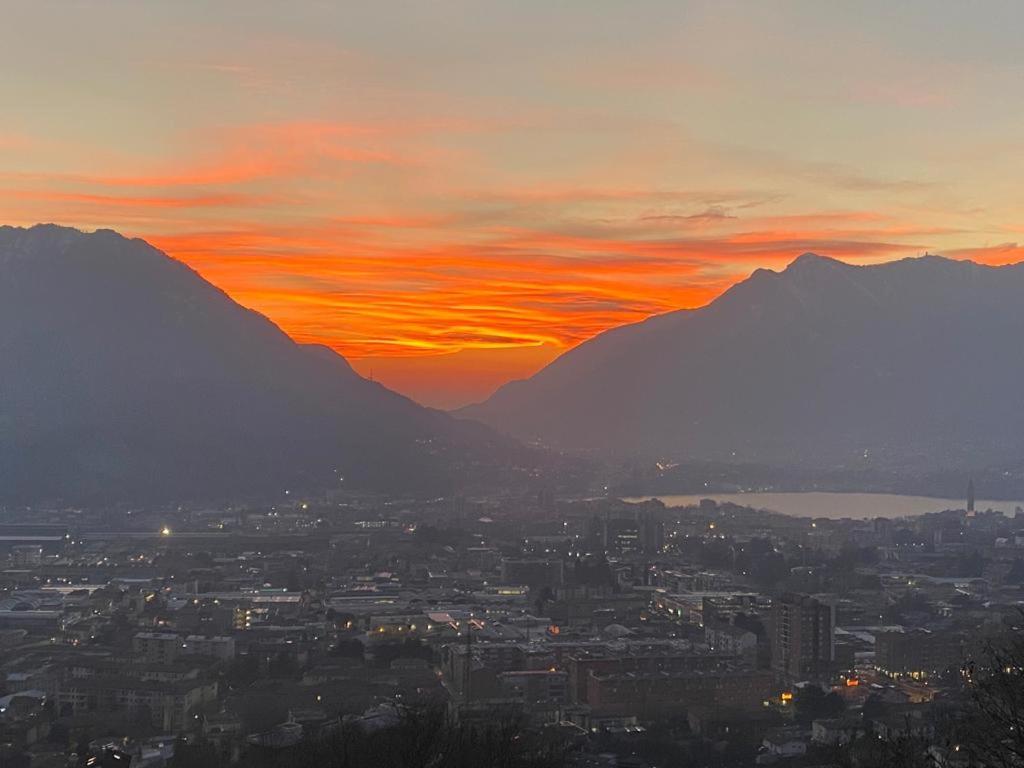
623;492;1024;520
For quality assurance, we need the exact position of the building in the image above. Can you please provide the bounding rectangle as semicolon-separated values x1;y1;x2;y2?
9;545;43;567
583;668;774;719
133;632;184;663
654;591;760;626
0;609;62;633
498;669;568;704
875;629;963;679
184;635;236;661
812;714;863;746
705;622;758;667
603;513;664;554
771;593;834;681
0;525;67;557
761;727;808;760
548;586;645;628
54;676;217;731
500;558;564;590
566;644;739;705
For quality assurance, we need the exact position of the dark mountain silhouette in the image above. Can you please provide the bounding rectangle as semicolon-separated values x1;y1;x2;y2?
460;253;1024;473
0;224;520;504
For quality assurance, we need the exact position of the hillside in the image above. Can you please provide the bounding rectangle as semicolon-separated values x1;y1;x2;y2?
0;224;522;504
460;253;1024;474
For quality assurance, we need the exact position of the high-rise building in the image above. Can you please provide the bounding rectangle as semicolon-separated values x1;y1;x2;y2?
967;479;975;514
771;593;834;681
602;512;664;554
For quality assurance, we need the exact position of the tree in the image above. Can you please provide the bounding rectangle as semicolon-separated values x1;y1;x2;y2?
238;690;289;733
47;721;70;747
840;730;934;768
848;621;1024;767
959;625;1024;767
242;706;571;768
269;650;300;677
74;733;93;768
224;654;260;688
0;747;30;768
1006;559;1024;585
374;638;432;667
793;685;844;725
330;638;365;659
168;737;221;768
862;693;887;723
750;551;789;588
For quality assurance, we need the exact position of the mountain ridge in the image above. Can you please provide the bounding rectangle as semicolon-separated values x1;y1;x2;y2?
458;252;1024;474
0;224;524;505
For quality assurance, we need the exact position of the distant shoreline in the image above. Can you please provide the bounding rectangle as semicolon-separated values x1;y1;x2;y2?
622;491;1024;520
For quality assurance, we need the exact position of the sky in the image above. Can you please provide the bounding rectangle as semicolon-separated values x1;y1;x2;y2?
3;1;1024;408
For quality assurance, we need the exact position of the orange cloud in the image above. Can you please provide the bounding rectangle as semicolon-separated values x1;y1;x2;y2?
0;120;422;193
945;243;1024;264
5;116;1014;407
142;217;931;372
0;189;273;209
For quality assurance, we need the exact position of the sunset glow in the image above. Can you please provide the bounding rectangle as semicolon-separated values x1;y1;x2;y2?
4;2;1024;406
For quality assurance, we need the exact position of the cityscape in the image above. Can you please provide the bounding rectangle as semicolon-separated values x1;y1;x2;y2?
1;486;1022;766
5;2;1024;767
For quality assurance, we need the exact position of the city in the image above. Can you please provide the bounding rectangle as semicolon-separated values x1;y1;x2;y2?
1;487;1018;766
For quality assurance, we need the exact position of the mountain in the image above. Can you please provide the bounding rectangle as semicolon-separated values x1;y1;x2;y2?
459;253;1024;474
0;224;521;504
